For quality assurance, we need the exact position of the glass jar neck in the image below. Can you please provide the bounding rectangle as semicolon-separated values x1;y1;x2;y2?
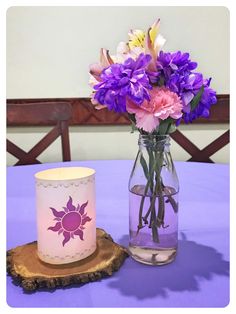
138;134;170;152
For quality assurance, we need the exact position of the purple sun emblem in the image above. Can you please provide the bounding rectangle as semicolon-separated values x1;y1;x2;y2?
48;196;92;246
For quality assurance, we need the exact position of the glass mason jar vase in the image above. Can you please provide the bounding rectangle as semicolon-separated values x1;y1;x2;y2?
128;134;179;265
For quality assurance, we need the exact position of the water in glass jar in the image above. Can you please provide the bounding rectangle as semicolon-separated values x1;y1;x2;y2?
129;185;178;265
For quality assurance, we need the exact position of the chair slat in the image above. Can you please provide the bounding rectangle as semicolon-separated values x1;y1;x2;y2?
7;102;72;166
188;130;229;162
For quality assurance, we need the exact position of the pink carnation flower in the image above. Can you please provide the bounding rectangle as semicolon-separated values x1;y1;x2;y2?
127;87;183;132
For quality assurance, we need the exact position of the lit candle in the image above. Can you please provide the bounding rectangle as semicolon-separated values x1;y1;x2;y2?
35;167;96;264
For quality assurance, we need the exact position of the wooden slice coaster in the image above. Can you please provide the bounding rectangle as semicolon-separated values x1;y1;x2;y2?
7;228;129;292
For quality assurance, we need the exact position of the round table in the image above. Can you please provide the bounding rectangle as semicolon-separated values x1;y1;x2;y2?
7;160;229;307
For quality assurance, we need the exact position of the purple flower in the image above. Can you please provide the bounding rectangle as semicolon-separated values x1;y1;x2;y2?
157;51;200;104
183;79;217;123
93;54;152;113
157;51;198;76
157;50;217;122
167;72;203;109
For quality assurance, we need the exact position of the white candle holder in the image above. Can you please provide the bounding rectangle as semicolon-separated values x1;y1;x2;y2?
35;167;96;264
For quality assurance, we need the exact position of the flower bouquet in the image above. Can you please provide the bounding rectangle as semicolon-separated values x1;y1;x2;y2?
89;19;217;265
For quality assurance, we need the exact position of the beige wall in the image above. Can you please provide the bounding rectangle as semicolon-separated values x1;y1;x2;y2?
7;124;229;165
6;6;229;165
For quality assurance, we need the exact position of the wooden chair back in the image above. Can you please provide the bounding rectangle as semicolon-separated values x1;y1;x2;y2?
7;102;72;166
170;129;229;163
7;95;229;164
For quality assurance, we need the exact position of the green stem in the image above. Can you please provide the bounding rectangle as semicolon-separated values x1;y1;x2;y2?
149;196;159;243
136;136;177;242
166;195;178;213
147;147;154;193
155;153;165;228
145;151;164;242
156;181;165;227
136;150;157;235
136;183;150;234
142;148;155;225
143;206;152;224
161;181;178;213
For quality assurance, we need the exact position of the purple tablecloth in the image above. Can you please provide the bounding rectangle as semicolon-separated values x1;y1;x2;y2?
7;160;229;307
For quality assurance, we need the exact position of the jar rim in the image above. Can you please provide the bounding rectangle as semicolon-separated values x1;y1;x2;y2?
139;134;170;139
138;134;170;147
